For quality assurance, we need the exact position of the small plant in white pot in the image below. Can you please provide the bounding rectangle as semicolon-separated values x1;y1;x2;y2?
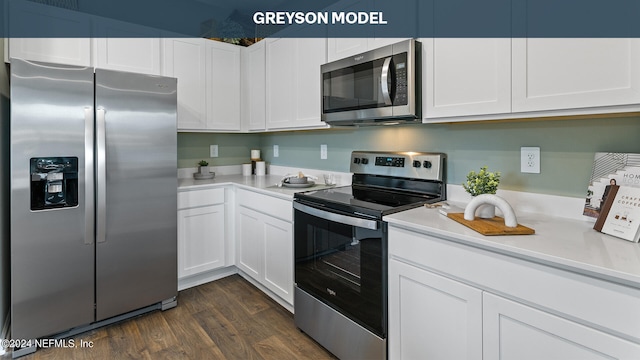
198;160;210;175
462;166;501;218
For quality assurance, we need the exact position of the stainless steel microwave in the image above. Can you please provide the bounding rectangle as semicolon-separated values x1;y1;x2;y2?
321;39;421;126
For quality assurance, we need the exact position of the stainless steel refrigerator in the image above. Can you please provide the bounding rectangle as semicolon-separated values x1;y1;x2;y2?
9;58;178;350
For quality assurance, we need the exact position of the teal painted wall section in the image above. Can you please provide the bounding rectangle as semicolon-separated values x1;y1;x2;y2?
177;117;640;198
258;116;640;198
177;132;260;168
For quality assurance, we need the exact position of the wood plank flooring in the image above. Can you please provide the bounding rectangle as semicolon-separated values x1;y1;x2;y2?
3;275;336;360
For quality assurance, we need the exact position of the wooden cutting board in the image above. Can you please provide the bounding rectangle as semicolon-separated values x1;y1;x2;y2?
447;213;535;236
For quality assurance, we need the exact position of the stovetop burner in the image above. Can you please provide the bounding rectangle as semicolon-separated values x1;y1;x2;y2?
294;151;446;218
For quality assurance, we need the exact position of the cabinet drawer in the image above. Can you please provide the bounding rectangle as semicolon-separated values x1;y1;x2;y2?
389;226;640;343
236;188;292;222
178;188;225;209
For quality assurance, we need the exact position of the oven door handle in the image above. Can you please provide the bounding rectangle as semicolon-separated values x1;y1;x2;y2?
294;202;379;230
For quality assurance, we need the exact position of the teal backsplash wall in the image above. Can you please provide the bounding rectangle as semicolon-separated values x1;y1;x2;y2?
178;116;640;198
177;132;261;168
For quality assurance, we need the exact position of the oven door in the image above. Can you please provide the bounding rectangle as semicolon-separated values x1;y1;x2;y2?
293;201;387;338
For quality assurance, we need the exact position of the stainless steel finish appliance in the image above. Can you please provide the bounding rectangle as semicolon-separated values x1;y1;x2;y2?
293;151;446;360
10;59;177;355
321;39;421;126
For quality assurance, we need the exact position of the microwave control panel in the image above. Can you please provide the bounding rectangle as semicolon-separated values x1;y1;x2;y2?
393;52;408;105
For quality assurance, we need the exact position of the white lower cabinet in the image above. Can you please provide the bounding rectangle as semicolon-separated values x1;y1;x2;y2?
388;258;482;360
388;226;640;360
236;189;294;307
483;292;640;360
177;188;232;290
178;204;225;278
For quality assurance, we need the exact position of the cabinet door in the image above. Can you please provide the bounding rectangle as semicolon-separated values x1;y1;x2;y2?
8;0;91;66
93;18;161;75
327;38;369;63
388;258;482;360
265;38;296;129
424;38;511;119
262;215;294;305
325;0;371;62
207;41;241;131
163;38;207;130
512;38;640;112
295;37;327;129
243;41;266;131
236;207;262;279
483;293;640;360
177;204;226;278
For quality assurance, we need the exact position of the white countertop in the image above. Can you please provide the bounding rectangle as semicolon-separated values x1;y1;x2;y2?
178;174;337;200
385;206;640;289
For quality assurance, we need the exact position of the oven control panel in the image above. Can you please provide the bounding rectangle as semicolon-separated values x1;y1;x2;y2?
350;151;446;181
374;156;405;167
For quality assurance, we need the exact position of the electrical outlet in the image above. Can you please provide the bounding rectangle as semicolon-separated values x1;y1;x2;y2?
320;144;328;160
273;145;279;158
521;146;540;173
210;145;218;158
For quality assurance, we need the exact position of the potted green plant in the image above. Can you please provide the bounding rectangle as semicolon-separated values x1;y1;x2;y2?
198;160;210;175
462;166;501;218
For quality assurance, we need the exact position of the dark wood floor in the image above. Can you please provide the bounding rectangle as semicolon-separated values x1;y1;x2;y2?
4;275;336;360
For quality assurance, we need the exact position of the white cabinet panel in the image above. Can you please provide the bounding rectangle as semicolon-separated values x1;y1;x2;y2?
483;293;640;360
266;38;296;129
243;41;266;131
263;215;294;304
8;0;91;66
266;37;327;130
327;38;369;62
163;38;207;130
512;38;640;112
236;189;294;305
424;38;511;118
206;41;241;131
295;37;326;128
93;18;161;75
178;204;226;278
236;207;262;278
388;258;482;360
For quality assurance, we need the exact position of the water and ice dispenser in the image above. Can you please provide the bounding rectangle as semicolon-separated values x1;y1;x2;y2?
30;157;79;210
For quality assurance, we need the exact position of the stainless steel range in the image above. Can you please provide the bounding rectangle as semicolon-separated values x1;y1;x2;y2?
293;151;446;360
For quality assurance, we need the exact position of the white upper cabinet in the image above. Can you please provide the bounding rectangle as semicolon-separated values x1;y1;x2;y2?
7;0;91;66
206;40;241;131
295;37;327;128
242;41;267;131
163;38;208;130
164;38;242;131
266;37;328;130
93;18;162;75
423;38;511;119
326;0;413;62
512;38;640;112
265;38;295;129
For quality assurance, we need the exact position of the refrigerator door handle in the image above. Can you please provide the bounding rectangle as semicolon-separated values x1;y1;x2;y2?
84;107;95;245
96;108;107;243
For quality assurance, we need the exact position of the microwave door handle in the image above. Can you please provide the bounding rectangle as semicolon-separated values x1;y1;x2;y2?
380;56;393;105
